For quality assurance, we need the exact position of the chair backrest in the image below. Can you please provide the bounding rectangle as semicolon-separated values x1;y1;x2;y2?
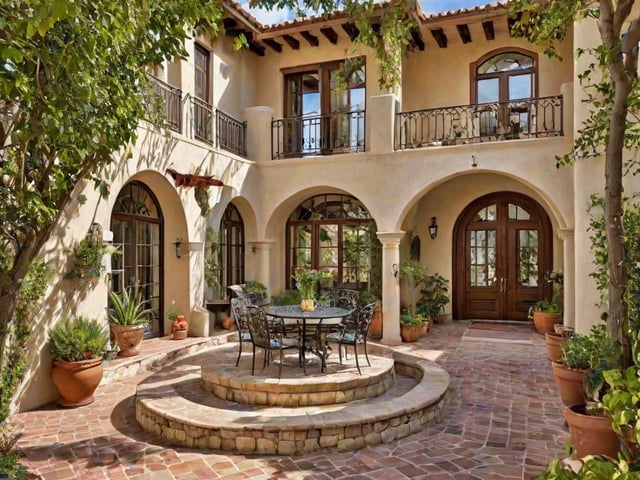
331;288;360;311
230;296;252;332
354;302;376;339
246;307;277;349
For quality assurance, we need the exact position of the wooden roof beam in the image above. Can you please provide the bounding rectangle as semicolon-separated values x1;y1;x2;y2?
300;30;320;46
456;24;472;44
482;20;495;41
411;28;425;51
342;22;359;41
282;34;300;50
263;38;283;53
320;27;338;44
430;28;448;48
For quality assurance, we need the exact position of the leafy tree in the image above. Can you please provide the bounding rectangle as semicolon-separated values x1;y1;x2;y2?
510;0;640;366
0;0;225;423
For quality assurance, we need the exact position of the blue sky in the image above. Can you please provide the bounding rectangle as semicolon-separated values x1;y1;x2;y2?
241;0;491;25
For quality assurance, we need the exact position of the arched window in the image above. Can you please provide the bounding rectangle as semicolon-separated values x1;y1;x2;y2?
219;203;244;291
471;49;537;137
286;194;379;290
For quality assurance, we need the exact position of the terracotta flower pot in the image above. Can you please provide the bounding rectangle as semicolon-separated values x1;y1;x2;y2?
533;311;562;334
564;405;620;459
110;324;145;357
545;332;569;362
401;324;421;342
551;361;588;407
173;329;188;340
51;357;104;407
368;305;383;339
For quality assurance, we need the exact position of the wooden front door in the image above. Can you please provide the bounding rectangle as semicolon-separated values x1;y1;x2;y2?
453;192;552;321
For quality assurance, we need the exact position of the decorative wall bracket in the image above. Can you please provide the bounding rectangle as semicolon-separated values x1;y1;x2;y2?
165;168;224;188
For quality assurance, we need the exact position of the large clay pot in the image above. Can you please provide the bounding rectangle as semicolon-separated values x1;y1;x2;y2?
401;324;421;342
51;358;104;407
564;405;620;459
545;333;569;362
368;305;383;339
110;324;145;357
533;311;562;334
551;361;588;407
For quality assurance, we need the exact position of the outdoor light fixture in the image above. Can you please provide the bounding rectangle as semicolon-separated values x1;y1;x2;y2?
174;238;183;258
392;263;399;278
471;153;477;168
429;217;439;240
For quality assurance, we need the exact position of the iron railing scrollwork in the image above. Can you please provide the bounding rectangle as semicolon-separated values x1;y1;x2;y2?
395;95;563;150
272;110;365;159
147;76;182;133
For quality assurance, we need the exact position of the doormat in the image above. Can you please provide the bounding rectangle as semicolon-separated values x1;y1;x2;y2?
463;321;534;343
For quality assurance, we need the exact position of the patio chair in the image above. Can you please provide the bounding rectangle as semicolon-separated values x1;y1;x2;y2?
230;296;253;367
325;302;376;375
246;307;300;378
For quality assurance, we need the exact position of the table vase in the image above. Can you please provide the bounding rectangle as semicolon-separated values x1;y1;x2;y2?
300;298;315;312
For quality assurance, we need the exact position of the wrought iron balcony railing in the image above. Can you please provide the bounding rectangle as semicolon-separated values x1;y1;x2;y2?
147;76;182;133
395;95;563;150
191;96;214;144
216;109;247;157
272;110;365;159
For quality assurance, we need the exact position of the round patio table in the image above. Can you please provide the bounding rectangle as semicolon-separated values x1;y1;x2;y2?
265;305;352;373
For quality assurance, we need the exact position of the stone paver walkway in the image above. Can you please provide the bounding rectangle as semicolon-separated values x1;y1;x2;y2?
10;320;567;479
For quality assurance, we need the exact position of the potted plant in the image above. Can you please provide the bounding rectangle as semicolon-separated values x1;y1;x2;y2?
108;287;152;357
400;309;423;342
49;316;109;407
530;270;564;333
417;273;450;324
244;280;268;305
167;306;188;340
561;325;622;459
292;268;332;311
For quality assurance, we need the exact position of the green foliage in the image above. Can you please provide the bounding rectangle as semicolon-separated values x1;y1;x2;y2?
0;259;49;425
48;316;109;362
400;310;423;327
271;289;301;306
244;281;267;299
416;273;449;319
108;287;153;326
66;229;118;280
536;456;621;479
0;423;36;480
204;227;221;295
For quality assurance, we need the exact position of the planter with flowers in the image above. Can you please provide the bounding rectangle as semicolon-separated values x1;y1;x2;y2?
168;307;188;340
529;270;564;334
293;268;333;312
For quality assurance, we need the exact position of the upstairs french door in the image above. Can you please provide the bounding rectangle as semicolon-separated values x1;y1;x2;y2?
454;192;552;321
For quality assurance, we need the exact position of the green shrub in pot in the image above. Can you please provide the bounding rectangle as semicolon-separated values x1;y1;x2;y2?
49;316;109;362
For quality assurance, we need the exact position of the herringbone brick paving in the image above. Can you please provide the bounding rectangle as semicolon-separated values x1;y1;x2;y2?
10;320;567;479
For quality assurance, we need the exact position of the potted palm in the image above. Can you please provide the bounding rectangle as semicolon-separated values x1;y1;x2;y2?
49;316;109;407
108;287;152;357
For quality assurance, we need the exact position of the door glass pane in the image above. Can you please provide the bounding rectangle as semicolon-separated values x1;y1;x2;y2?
474;204;497;222
290;224;312;276
518;229;539;286
342;224;371;284
508;204;531;221
477;78;499;103
477;52;534;74
318;224;338;276
469;230;496;287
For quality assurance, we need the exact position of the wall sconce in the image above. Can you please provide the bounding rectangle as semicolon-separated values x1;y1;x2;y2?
251;246;257;254
174;238;183;258
392;263;399;278
429;217;439;240
471;153;477;168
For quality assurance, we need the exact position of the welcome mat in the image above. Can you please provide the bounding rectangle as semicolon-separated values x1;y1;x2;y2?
463;321;534;343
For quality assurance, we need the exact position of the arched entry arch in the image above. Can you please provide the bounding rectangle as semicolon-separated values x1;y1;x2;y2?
110;181;163;337
453;191;552;321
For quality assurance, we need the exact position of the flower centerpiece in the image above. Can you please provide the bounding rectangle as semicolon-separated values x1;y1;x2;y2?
293;268;332;312
168;303;188;340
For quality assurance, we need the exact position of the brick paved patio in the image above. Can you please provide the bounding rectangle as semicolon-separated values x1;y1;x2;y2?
9;320;567;479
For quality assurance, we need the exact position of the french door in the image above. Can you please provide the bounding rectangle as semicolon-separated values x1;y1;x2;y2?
454;192;552;321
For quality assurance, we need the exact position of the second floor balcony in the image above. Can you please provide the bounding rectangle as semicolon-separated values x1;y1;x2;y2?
395;95;563;150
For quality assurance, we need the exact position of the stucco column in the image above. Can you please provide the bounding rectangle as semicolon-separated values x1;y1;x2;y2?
558;228;575;329
248;240;275;298
245;106;274;162
377;231;405;345
368;94;398;154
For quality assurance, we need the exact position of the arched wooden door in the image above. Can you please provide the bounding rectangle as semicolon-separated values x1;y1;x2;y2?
453;192;552;321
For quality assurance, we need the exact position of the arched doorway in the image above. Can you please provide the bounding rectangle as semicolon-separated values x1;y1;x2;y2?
110;181;164;337
453;192;552;321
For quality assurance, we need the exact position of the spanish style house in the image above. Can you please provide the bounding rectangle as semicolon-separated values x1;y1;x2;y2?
14;1;638;410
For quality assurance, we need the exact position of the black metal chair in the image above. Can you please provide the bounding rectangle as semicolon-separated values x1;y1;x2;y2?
246;307;300;378
325;302;376;374
230;297;254;367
